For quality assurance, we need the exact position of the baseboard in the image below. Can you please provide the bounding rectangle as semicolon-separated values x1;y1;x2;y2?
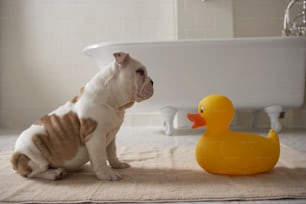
1;110;305;130
123;112;163;127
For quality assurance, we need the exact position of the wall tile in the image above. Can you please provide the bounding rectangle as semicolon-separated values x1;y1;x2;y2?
177;0;233;39
0;0;176;128
233;0;293;37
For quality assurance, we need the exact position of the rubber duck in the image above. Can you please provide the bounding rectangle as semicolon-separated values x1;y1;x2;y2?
187;94;280;175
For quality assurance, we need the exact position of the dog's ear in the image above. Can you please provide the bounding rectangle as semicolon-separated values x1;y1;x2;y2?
113;52;130;66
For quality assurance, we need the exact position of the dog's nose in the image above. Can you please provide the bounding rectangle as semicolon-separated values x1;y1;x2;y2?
150;80;154;86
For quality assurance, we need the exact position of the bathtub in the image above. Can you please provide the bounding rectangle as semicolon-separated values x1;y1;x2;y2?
83;37;306;135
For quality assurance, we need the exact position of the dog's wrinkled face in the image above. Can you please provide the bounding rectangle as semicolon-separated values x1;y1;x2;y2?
112;52;154;109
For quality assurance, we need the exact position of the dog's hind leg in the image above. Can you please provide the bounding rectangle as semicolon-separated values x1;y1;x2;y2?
30;167;68;180
27;161;68;180
11;152;67;180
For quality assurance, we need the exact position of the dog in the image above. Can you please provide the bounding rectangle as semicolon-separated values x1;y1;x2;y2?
10;52;154;181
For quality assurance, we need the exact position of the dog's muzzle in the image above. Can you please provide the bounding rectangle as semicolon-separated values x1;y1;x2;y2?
136;77;154;102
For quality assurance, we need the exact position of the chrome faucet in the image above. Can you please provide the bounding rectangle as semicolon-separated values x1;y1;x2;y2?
283;0;306;36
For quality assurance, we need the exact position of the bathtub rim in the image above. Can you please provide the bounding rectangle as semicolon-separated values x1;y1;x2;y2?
83;36;306;57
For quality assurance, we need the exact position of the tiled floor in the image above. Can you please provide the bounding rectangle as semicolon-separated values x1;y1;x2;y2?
1;127;306;204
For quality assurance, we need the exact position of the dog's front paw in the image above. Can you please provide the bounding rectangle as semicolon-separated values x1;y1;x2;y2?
111;161;131;169
95;167;122;181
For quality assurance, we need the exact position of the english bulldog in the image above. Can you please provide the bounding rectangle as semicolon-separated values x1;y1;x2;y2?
11;52;154;181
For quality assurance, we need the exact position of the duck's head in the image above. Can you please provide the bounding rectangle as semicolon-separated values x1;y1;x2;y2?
187;94;235;129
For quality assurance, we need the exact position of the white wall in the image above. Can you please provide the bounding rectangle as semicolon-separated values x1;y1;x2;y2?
0;0;177;128
177;0;233;39
234;0;292;37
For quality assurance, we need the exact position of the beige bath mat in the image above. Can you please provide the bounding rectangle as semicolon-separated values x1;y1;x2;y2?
1;145;306;203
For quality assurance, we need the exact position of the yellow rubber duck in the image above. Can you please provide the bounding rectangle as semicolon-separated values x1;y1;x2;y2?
187;94;280;175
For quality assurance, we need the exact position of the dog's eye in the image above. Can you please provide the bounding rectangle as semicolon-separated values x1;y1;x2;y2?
136;68;145;76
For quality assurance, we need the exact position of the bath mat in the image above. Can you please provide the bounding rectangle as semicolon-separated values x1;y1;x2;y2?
1;145;306;203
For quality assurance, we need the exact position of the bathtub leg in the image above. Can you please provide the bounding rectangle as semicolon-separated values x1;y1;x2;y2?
264;105;283;132
160;106;178;136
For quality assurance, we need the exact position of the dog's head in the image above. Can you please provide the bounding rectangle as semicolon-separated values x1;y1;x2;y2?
106;52;154;109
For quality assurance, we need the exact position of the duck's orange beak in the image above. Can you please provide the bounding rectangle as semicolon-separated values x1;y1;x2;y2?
187;113;206;129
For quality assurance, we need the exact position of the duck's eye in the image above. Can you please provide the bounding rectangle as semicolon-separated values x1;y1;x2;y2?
200;106;204;113
136;68;145;76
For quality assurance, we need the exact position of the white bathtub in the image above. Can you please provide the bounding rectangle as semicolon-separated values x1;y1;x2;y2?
83;37;306;135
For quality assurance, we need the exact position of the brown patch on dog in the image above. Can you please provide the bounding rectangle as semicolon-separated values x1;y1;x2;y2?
32;111;97;167
71;87;85;103
80;118;98;142
71;96;79;103
33;115;47;126
10;152;32;177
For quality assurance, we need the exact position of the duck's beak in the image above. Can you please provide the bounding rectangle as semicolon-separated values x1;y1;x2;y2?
187;113;206;129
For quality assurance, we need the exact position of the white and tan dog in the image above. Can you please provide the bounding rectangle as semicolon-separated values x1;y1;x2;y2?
11;52;153;181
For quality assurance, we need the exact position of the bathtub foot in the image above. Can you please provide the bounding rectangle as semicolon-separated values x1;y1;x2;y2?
264;105;283;132
160;106;177;136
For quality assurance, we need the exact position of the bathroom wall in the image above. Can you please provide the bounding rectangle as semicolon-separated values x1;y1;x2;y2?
177;0;297;38
0;0;304;129
233;0;293;37
0;0;177;129
177;0;233;39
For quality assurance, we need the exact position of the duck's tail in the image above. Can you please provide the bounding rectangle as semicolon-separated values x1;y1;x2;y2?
268;129;279;144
